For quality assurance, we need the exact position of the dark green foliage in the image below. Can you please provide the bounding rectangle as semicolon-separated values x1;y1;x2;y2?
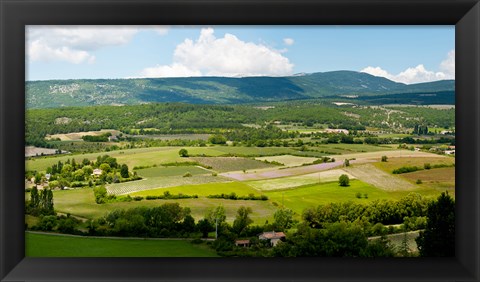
89;203;194;237
35;215;57;231
273;208;297;231
392;166;422;174
120;164;129;178
208;134;227;144
338;174;350;186
273;222;369;257
196;219;214;238
416;192;455;257
207;193;268;201
381;155;388;162
145;192;198;200
178;148;189;157
232;206;253;236
303;193;430;227
93;186;108;204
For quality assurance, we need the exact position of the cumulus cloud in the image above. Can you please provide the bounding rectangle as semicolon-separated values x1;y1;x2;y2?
283;38;294;46
361;50;455;84
26;25;169;64
138;27;294;78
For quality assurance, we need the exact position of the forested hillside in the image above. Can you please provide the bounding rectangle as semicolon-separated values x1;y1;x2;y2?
26;71;454;108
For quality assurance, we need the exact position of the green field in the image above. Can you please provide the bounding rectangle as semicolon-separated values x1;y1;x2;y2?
26;232;219;257
49;187;276;224
264;180;392;214
130;181;262;198
373;156;455;173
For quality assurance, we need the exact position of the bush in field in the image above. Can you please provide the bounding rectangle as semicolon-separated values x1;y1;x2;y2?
424;163;431;170
339;174;350;187
344;159;350;167
355;192;362;199
93;186;108;204
381;155;388;162
416;179;423;184
178;148;189;157
183;172;192;177
392;166;421;174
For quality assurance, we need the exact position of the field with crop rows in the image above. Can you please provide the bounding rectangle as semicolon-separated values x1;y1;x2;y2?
106;175;230;195
255;155;319;167
135;166;211;177
190;156;277;172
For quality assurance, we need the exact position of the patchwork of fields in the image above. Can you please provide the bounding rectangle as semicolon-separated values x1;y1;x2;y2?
26;145;455;226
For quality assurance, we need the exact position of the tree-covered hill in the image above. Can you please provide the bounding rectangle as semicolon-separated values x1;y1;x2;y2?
26;71;455;108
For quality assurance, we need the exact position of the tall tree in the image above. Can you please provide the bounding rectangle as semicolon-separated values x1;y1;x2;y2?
232;206;253;235
416;192;455;256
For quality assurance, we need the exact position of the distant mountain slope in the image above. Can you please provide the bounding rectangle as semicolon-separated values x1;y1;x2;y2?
26;71;455;108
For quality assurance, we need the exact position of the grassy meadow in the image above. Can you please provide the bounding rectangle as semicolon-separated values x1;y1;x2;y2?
26;232;218;257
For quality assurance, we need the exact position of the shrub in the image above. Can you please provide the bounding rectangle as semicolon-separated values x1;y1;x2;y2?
133;196;143;201
416;179;423;184
392;166;421;174
339;174;350;187
355;192;362;199
183;172;192;177
424;163;431;170
381;156;388;162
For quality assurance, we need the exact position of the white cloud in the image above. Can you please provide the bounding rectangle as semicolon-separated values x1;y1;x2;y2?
361;50;455;84
440;49;455;77
26;25;169;64
140;63;201;78
283;38;294;46
138;27;294;78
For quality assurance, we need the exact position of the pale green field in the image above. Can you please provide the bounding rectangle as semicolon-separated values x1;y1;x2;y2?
246;169;355;191
255;155;318;167
312;144;395;154
130;181;262;198
373;156;455;173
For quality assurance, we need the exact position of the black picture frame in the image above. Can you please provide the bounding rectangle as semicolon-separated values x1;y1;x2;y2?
1;0;479;281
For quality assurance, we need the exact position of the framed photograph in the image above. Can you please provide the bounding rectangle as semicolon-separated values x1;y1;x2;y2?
1;0;479;281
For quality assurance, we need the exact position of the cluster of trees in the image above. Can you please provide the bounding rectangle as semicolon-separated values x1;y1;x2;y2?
26;155;139;190
25;186;55;216
302;193;430;227
206;193;268;201
412;124;429;135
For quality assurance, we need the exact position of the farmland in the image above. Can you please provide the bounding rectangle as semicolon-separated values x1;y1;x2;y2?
24;101;455;258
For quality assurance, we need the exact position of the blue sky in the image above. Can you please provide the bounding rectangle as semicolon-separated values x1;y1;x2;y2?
26;25;455;84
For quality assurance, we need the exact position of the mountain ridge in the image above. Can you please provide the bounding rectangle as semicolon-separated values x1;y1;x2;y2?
26;70;455;108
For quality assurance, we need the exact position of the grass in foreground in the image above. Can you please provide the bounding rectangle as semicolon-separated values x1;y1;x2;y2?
26;232;219;257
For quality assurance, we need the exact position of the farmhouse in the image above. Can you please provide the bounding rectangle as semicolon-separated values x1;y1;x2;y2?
235;239;251;247
92;168;103;176
258;231;286;246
